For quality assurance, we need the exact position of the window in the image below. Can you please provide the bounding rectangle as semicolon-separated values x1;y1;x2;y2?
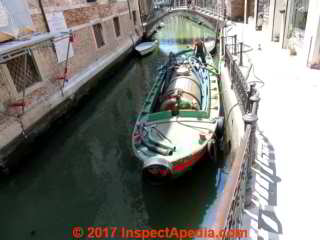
113;17;121;37
93;23;105;48
6;53;41;93
132;11;137;25
287;0;309;46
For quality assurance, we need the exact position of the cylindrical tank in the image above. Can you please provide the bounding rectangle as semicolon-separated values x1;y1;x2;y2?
160;65;202;111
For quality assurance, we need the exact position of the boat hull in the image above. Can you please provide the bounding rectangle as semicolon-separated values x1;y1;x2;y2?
135;41;158;56
132;50;221;183
141;145;207;184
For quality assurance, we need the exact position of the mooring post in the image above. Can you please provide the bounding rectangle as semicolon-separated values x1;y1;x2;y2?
243;91;260;208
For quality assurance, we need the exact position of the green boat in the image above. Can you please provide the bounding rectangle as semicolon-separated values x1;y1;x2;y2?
132;49;222;183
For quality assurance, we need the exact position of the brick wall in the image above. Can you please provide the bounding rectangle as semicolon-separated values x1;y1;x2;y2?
0;0;142;111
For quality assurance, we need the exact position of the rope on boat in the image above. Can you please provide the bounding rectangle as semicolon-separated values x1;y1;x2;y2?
138;124;176;156
151;126;174;145
148;127;176;151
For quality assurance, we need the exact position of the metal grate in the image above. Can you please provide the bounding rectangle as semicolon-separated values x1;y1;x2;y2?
6;53;41;93
93;23;105;48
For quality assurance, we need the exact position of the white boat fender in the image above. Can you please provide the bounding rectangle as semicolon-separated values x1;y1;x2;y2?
207;138;217;164
216;116;224;139
143;159;172;176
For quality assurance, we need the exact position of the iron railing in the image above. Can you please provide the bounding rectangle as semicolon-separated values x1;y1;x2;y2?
214;94;259;240
212;33;260;239
224;42;248;114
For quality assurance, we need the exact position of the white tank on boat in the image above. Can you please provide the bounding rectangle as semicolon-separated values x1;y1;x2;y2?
159;65;202;111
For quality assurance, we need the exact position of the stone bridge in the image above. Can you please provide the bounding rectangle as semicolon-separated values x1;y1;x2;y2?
144;8;224;38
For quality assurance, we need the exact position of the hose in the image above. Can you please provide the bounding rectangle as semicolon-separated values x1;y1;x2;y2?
147;128;176;151
141;138;173;156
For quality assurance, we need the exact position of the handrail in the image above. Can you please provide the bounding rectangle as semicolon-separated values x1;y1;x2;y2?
224;45;248;114
214;124;252;229
211;32;260;239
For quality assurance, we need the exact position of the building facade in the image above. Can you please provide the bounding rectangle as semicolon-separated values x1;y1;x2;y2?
0;0;143;106
219;0;319;66
253;0;319;66
0;0;143;165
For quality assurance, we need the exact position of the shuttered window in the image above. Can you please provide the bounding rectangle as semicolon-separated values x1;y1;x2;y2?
113;17;121;37
93;23;105;48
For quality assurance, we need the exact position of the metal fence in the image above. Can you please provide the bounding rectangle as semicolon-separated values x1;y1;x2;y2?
212;34;260;239
224;40;248;114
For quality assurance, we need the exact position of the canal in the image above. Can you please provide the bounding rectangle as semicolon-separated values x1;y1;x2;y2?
0;16;227;239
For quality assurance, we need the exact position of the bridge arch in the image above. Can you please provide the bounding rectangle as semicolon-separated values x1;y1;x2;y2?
144;9;224;38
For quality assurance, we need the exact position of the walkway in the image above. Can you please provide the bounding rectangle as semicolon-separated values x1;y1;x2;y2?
227;21;320;239
169;7;320;239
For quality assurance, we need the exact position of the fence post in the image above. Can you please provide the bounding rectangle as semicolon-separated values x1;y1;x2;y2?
239;42;243;66
246;83;256;113
243;91;260;208
223;43;227;67
233;34;237;55
250;93;260;116
230;59;235;90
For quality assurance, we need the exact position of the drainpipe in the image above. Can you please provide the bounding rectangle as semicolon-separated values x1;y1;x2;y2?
38;0;50;32
244;0;248;24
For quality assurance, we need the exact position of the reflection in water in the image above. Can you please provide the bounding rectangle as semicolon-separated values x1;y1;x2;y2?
156;16;217;54
0;16;226;240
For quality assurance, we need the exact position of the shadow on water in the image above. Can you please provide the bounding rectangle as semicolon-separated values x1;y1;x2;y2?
0;16;226;240
143;159;219;229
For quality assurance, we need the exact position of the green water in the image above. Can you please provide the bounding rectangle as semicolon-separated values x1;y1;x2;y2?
0;16;226;240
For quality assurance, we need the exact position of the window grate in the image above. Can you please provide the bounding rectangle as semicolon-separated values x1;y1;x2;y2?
6;53;41;93
93;23;105;48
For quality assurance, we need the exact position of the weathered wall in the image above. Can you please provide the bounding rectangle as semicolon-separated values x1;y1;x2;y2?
225;0;245;20
0;0;142;108
0;0;143;168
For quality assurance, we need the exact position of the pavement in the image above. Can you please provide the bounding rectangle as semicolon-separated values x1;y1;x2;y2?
227;21;320;240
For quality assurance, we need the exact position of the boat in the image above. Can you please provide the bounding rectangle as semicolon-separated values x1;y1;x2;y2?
132;49;223;183
135;40;158;56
